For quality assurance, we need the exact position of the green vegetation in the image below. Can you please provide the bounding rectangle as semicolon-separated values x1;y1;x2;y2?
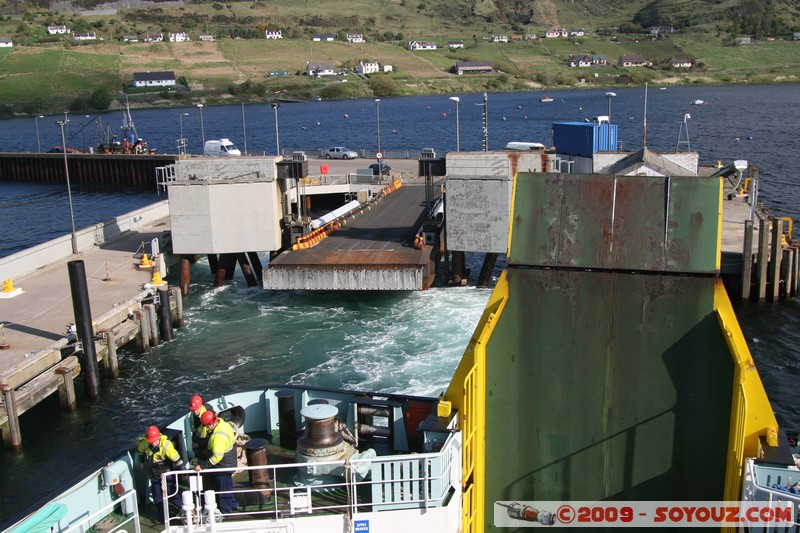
0;0;798;116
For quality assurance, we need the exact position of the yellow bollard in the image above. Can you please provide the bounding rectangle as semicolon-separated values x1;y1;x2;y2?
151;272;164;285
140;253;153;268
2;279;14;292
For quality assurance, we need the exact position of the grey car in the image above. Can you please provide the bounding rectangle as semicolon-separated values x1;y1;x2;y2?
326;146;359;160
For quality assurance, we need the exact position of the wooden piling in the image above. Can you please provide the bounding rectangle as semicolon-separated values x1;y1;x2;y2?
781;248;794;299
157;287;173;342
103;329;120;378
770;217;783;301
756;218;771;301
56;365;77;410
145;304;159;347
222;254;238;281
0;385;21;449
137;310;151;352
741;219;754;300
170;287;184;329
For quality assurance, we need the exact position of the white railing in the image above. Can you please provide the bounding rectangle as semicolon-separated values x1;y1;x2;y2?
62;490;140;533
742;458;800;531
162;432;461;527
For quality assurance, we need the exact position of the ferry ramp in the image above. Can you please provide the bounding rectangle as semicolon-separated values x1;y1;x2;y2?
264;182;438;290
445;173;778;530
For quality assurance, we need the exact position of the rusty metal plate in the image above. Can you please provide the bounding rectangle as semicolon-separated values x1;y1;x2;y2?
510;173;720;274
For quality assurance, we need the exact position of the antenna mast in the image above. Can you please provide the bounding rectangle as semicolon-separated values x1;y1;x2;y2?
676;114;691;152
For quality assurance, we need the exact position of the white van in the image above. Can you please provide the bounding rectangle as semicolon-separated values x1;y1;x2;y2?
204;138;242;156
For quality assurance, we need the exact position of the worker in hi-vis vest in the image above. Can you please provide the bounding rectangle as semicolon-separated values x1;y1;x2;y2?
137;425;184;522
194;411;240;514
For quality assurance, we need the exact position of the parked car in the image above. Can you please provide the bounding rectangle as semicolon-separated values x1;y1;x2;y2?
326;146;358;160
369;163;392;176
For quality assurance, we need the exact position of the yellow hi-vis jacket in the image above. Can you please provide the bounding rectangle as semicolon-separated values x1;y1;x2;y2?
191;405;212;441
202;418;237;469
137;434;184;479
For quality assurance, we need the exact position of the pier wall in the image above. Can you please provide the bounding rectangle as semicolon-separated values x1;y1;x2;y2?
0;201;169;281
0;153;178;189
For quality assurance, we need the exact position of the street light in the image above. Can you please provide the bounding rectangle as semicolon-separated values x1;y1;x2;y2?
241;99;248;156
197;103;205;149
374;98;384;176
178;112;189;155
56;119;78;255
34;115;44;153
271;102;281;156
605;92;616;122
449;96;460;152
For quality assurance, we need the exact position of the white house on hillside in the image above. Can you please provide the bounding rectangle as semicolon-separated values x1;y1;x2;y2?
73;32;97;41
169;32;190;42
347;34;364;43
133;71;177;88
0;36;12;47
265;30;282;39
357;61;380;74
306;61;335;77
47;25;70;34
408;40;437;50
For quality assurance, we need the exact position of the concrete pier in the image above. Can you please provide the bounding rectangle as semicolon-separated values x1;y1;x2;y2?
0;211;175;448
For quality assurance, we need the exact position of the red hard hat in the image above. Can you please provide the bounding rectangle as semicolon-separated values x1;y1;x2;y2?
145;425;161;444
189;395;204;411
200;410;217;427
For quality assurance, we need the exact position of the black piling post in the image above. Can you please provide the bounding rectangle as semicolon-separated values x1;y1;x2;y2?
157;286;174;342
68;260;100;402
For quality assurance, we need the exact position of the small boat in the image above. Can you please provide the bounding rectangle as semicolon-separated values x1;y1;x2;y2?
691;99;706;105
540;96;554;103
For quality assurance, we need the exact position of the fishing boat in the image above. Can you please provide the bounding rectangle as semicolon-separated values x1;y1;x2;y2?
691;99;706;105
540;96;553;102
96;102;157;155
5;160;800;531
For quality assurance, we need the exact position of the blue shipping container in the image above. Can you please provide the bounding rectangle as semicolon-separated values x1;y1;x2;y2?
553;122;618;157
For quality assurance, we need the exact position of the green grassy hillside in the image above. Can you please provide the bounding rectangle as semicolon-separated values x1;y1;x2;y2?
0;0;798;115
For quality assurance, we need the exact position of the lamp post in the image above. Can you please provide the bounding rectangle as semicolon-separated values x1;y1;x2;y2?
374;98;384;176
35;115;44;153
449;96;460;152
374;98;381;157
605;92;616;122
271;102;281;156
57;119;78;255
197;103;205;148
178;112;189;155
240;99;248;156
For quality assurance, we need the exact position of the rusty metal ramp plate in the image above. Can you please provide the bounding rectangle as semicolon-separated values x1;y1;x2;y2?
265;184;435;290
510;173;721;273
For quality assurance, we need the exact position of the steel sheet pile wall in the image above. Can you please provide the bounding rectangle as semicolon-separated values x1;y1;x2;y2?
0;153;177;188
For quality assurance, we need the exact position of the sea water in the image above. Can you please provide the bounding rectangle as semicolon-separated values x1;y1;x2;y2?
0;84;799;524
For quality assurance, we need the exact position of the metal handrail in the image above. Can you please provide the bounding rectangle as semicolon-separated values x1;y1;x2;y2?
743;459;800;530
62;489;140;533
162;432;460;525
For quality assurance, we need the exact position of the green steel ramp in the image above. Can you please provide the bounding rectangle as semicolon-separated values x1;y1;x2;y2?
446;173;778;532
